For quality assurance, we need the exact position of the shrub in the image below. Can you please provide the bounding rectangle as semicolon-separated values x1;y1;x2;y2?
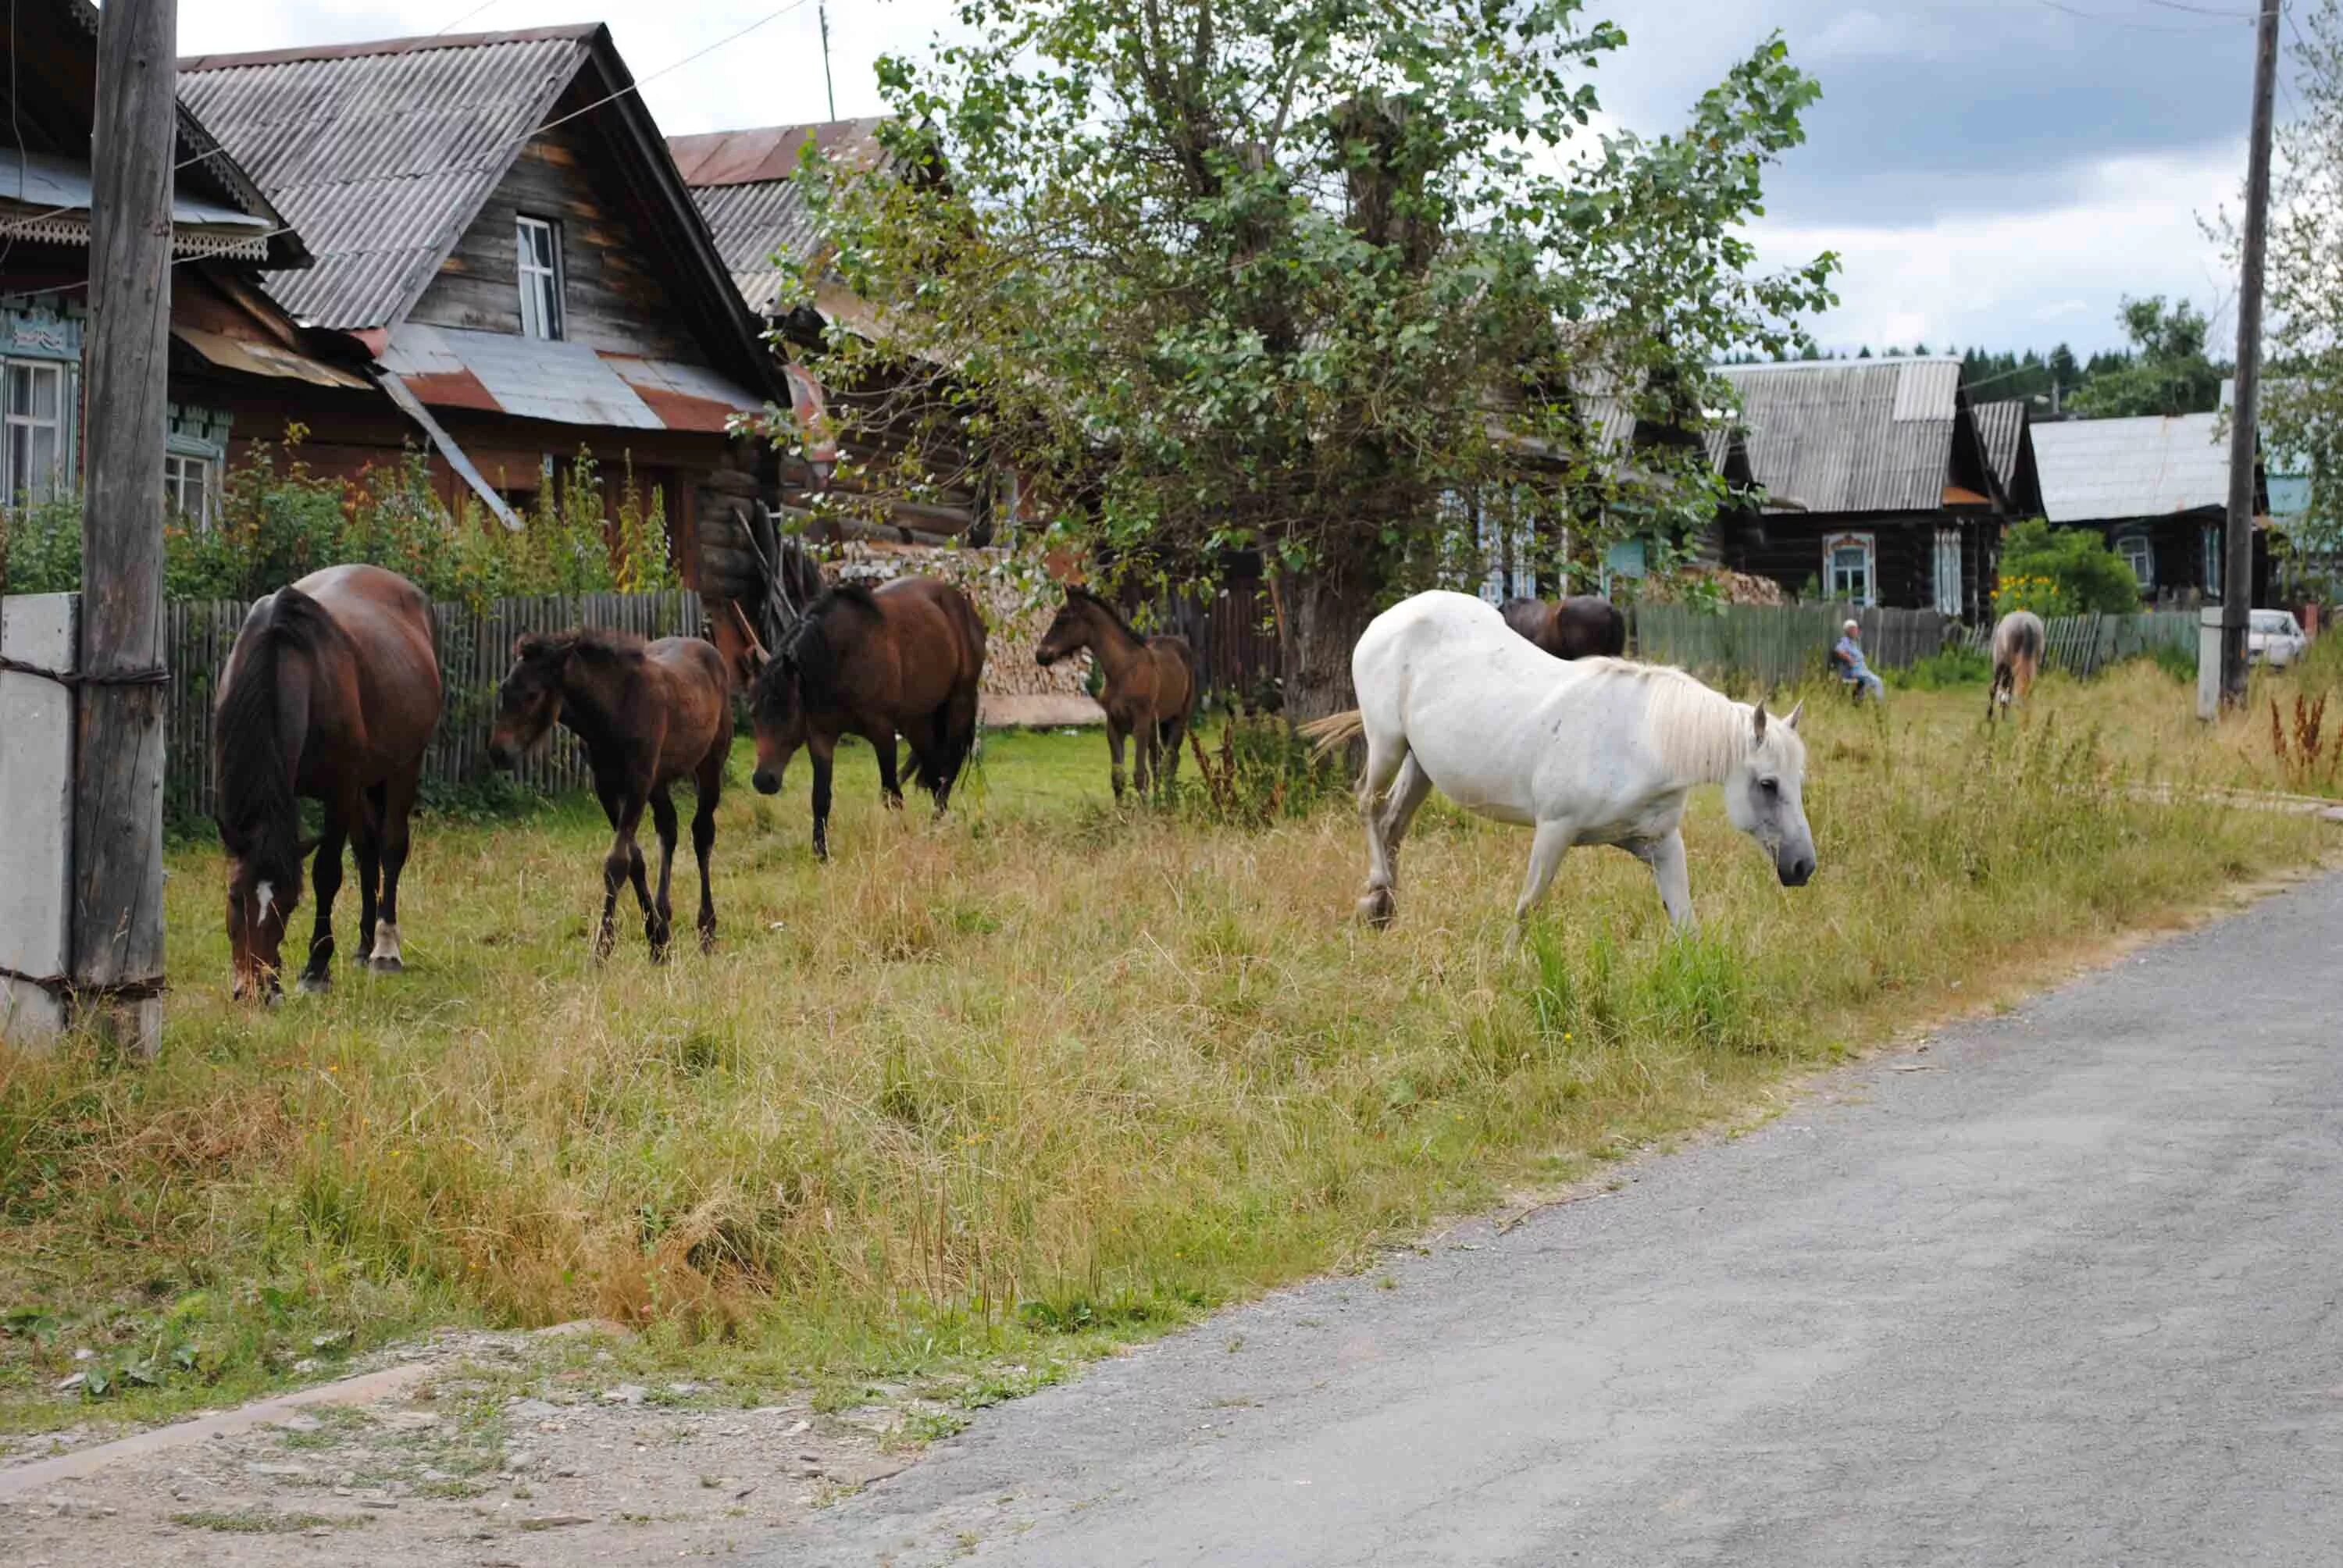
1182;711;1346;826
1994;519;2142;616
2;433;676;606
2145;640;2198;684
1895;643;1990;690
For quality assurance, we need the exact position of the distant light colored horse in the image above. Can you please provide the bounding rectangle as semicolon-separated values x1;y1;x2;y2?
1301;591;1817;940
1988;609;2045;720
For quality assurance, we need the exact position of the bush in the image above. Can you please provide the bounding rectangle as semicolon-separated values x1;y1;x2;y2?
2145;640;2198;684
2;433;677;606
1994;519;2141;617
1182;711;1346;826
1895;643;1990;690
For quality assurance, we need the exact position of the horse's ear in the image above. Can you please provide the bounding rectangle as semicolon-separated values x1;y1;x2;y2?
1783;699;1804;732
1752;704;1768;742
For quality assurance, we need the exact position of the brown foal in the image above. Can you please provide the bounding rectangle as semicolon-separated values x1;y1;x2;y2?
1034;588;1198;803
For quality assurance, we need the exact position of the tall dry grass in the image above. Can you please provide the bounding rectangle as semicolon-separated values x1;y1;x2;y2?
0;689;2331;1424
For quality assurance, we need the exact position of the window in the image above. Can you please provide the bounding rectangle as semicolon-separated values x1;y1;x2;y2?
5;360;66;504
2116;532;2154;593
2203;524;2224;600
1824;532;1875;607
515;216;564;340
162;451;217;528
1933;528;1963;616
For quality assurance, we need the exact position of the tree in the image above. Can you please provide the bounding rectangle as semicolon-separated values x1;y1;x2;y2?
792;0;1836;718
2242;0;2343;557
2069;296;2224;418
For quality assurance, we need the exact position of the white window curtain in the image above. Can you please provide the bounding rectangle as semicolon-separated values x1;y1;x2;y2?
516;216;565;340
1933;528;1963;617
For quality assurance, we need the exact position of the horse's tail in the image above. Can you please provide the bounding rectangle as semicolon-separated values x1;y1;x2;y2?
1300;708;1365;760
216;588;322;876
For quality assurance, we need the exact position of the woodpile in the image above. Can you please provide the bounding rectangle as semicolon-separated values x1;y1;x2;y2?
825;541;1093;702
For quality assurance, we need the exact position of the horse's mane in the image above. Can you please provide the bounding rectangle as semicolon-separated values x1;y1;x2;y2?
216;588;333;879
515;625;646;666
1571;657;1760;783
778;585;883;706
1065;586;1147;647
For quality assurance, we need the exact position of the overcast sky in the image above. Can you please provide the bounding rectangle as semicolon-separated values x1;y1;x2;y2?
178;0;2282;358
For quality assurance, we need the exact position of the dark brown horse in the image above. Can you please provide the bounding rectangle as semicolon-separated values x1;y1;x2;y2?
1500;595;1628;660
213;564;442;1002
1034;588;1196;802
487;629;733;960
747;579;986;860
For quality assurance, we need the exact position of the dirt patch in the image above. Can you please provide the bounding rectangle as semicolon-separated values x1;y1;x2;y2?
0;1332;909;1566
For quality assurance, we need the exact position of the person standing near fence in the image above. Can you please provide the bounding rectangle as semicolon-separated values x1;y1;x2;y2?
1831;619;1885;701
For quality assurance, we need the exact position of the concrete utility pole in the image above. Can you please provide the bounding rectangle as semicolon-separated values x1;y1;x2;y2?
2221;0;2281;707
73;0;179;1053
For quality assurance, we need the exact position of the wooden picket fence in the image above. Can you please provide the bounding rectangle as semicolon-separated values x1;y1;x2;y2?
165;590;704;822
1633;602;2200;689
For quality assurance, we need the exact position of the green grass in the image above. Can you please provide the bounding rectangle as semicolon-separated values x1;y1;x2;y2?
171;1509;367;1534
1;689;2335;1434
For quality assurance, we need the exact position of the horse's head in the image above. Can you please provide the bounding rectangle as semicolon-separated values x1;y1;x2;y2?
748;652;808;795
487;633;575;768
1033;594;1093;668
219;818;312;1004
1724;700;1816;887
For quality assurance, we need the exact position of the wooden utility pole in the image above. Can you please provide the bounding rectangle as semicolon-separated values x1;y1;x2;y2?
73;0;178;1054
2223;0;2281;706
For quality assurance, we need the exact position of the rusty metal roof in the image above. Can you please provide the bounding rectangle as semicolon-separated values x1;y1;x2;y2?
379;323;765;431
179;29;596;331
1705;358;1963;515
669;121;890;315
173;326;372;390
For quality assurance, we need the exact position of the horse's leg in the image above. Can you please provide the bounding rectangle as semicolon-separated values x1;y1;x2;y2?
1630;829;1696;932
645;787;680;961
692;751;722;954
932;692;977;815
1507;818;1575;952
350;796;383;969
1355;734;1410;928
808;735;836;862
297;811;350;994
873;731;904;811
1376;755;1434;891
1107;718;1129;804
1132;707;1155;803
1158;713;1189;793
369;774;419;974
597;784;646;961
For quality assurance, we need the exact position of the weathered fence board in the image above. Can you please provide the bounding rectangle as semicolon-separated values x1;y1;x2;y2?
164;590;703;822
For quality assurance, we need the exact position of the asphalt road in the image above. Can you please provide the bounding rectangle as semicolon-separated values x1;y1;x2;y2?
769;873;2343;1567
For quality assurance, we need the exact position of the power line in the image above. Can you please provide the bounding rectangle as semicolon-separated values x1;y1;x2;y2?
2142;0;2258;15
2035;0;2254;30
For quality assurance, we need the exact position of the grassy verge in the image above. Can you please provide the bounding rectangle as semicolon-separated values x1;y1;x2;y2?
2;676;2335;1434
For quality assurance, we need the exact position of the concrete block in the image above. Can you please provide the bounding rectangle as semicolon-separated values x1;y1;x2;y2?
0;593;77;1045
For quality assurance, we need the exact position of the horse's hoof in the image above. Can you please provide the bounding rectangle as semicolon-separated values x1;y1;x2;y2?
296;971;331;995
369;956;404;975
1357;889;1396;928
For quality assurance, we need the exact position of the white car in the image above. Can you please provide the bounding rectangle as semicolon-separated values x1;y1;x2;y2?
2248;609;2309;669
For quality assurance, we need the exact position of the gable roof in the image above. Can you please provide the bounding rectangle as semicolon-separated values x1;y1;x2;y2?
669;119;890;315
2031;414;2231;522
1705;358;1964;515
1972;399;2027;497
5;0;308;269
180;27;597;332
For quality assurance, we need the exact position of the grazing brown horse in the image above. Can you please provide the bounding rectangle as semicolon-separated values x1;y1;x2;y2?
1033;588;1196;803
747;579;986;860
213;564;442;1002
487;629;733;960
1500;595;1628;661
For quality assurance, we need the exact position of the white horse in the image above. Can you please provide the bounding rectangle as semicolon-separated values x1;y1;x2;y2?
1302;591;1817;939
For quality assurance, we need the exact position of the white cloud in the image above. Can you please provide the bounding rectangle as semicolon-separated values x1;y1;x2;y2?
1749;141;2245;353
1806;9;1956;63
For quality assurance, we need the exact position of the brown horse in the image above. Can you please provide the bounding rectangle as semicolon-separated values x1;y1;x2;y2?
1500;595;1628;660
213;564;442;1003
1988;609;2045;721
1033;588;1196;802
487;629;733;960
747;579;986;860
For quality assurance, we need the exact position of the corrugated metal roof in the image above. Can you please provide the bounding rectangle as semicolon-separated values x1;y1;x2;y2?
1705;358;1962;514
1973;398;2027;497
2031;414;2230;522
669;121;890;315
180;30;594;330
379;323;765;429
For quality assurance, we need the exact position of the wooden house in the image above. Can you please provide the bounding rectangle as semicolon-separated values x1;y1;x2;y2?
2029;412;2269;606
179;25;785;583
1702;358;2018;618
0;0;370;535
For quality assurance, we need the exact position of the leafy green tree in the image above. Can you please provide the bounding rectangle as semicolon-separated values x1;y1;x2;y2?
792;0;1836;717
1995;519;2142;615
2070;297;2224;418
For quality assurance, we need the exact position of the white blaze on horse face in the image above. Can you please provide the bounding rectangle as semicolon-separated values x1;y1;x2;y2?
255;881;276;921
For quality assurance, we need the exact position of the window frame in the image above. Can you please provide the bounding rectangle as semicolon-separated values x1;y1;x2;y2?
1933;527;1963;617
2115;530;2154;593
162;449;219;530
1824;530;1877;608
3;358;70;507
515;215;565;341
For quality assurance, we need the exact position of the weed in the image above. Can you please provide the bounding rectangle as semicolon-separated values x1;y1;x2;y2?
173;1509;365;1534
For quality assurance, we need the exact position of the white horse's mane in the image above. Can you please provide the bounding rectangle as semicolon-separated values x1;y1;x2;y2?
1568;657;1769;784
